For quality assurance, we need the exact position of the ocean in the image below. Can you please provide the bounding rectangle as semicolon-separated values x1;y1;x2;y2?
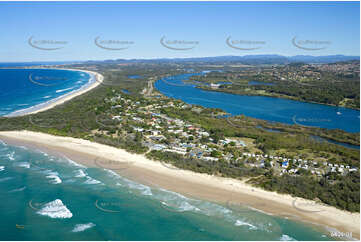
0;140;335;241
0;62;79;68
154;73;360;133
0;69;92;116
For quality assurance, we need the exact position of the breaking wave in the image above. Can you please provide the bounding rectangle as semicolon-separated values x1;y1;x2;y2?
74;169;87;178
280;234;297;241
36;199;72;219
235;219;258;230
84;176;102;185
16;162;30;169
6;151;15;160
72;223;96;232
46;174;62;184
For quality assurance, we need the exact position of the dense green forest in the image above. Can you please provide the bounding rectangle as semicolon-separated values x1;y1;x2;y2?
255;80;360;108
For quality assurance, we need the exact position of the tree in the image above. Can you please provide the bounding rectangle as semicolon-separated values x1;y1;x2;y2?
211;150;222;158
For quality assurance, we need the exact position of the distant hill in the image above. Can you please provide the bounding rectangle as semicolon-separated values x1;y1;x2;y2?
85;55;360;65
288;55;360;64
2;55;359;67
0;61;80;68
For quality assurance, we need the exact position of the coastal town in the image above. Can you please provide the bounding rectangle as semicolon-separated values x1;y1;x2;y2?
191;60;360;109
93;90;358;178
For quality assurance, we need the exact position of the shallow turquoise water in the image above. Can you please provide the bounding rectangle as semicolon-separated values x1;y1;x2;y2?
154;73;360;133
0;140;335;240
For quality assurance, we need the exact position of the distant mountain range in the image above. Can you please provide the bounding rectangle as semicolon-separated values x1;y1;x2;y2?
87;55;360;65
0;61;79;68
2;55;359;67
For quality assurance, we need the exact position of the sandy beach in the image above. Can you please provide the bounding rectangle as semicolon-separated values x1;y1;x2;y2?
5;69;103;117
0;130;359;240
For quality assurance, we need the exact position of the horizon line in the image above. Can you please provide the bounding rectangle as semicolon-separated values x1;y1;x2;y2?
1;54;360;64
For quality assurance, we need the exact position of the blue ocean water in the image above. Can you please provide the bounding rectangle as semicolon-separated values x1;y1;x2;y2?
0;69;92;116
0;62;78;68
154;74;360;133
0;140;334;241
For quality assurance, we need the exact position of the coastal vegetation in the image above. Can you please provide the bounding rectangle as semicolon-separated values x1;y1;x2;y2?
190;60;360;109
0;62;359;212
248;171;360;212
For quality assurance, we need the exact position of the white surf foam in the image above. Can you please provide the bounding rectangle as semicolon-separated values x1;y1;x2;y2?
156;188;233;215
84;176;102;185
115;176;153;196
71;223;95;232
6;151;15;160
105;169;121;178
280;234;297;241
46;174;62;184
41;152;49;157
162;200;200;212
107;168;269;231
0;166;4;171
179;201;199;211
235;219;258;230
74;169;87;178
16;162;30;169
127;182;153;196
36;199;72;218
64;158;86;168
43;170;62;184
56;87;74;93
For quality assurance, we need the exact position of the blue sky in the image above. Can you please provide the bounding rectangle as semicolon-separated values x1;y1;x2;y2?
0;1;359;62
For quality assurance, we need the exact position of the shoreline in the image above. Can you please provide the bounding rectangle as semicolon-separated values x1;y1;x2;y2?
0;130;359;240
4;68;103;117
